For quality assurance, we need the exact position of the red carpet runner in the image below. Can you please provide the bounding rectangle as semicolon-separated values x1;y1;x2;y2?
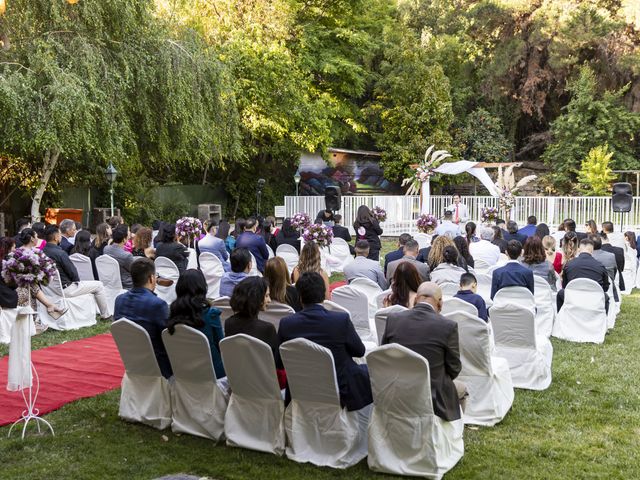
0;333;124;426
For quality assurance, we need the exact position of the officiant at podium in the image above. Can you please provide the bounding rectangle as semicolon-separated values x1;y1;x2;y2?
447;194;469;225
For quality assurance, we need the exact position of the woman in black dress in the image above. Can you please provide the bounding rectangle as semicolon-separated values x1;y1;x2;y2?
353;205;383;261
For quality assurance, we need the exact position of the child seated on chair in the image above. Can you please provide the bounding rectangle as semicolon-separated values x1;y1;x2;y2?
454;273;488;322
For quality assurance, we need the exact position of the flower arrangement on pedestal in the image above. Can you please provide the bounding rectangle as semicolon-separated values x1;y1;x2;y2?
371;206;387;223
481;207;499;224
302;223;333;248
416;214;438;233
175;217;204;248
495;166;537;220
401;145;452;195
290;212;311;232
1;248;56;288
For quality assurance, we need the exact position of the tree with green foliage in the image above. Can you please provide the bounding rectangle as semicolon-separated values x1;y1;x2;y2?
456;108;513;163
577;145;616;196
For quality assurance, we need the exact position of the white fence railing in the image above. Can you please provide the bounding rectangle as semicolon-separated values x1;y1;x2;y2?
283;195;640;236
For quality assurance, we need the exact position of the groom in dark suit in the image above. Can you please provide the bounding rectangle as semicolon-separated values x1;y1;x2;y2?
490;240;535;299
277;272;372;411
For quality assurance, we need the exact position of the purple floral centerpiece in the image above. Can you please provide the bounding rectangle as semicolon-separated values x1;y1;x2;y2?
481;207;499;224
175;217;203;246
1;247;57;288
371;206;387;223
416;214;438;234
290;212;311;231
302;223;333;248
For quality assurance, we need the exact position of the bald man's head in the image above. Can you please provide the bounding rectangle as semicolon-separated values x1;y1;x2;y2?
415;281;443;312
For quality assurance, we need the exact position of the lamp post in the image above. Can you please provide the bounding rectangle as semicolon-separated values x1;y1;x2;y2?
294;170;301;196
104;162;118;217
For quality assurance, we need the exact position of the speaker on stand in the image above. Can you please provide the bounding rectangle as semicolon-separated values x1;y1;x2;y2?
612;182;633;232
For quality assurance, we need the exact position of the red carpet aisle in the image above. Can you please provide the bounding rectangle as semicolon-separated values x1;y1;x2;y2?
0;333;124;426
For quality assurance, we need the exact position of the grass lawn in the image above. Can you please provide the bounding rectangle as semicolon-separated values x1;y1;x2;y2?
2;238;640;479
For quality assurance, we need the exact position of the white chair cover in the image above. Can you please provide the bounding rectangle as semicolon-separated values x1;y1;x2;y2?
349;277;383;321
324;237;354;273
258;301;295;331
439;282;459;299
331;285;376;344
280;338;370;468
366;344;464;478
187;248;198;270
492;286;535;313
199;252;225;300
490;304;552;390
37;270;97;331
373;305;408;345
111;319;172;429
443;310;514;426
248;252;262;277
621;244;636;295
70;253;95;281
96;255;127;313
266;245;275;259
0;307;18;344
473;258;491;272
606;282;618;330
533;276;555;338
552;278;608;344
441;297;478;318
376;289;391;310
276;244;299;275
210;296;234;331
413;232;431;250
220;334;285;455
154;257;180;305
161;325;229;440
475;271;493;304
7;306;33;391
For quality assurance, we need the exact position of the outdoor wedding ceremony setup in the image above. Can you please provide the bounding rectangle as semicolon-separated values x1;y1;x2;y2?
2;0;640;479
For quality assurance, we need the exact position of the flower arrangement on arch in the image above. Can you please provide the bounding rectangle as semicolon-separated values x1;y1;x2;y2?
416;214;438;234
371;206;387;223
401;145;453;195
302;223;333;248
494;165;537;219
481;207;499;224
1;247;57;288
175;217;204;246
290;212;311;231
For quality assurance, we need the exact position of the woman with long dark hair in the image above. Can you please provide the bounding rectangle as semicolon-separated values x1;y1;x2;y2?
353;205;383;260
535;223;550;239
71;230;92;256
491;226;508;253
155;223;189;273
263;257;302;311
273;218;301;253
465;222;478;244
384;262;421;308
167;269;225;378
226;218;246;252
453;236;474;270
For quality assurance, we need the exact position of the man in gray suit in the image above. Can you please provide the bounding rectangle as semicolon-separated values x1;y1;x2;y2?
590;234;619;302
386;239;431;283
382;282;467;421
104;226;134;289
343;240;388;290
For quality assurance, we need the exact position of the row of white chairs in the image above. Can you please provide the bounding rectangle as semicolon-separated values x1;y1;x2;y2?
111;319;464;477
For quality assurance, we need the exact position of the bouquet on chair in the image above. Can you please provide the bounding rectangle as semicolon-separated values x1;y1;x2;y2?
290;212;311;232
1;247;56;288
175;217;203;248
371;206;387;223
416;214;438;234
302;224;333;248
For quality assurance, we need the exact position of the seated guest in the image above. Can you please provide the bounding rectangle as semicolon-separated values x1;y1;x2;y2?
59;218;77;254
585;219;599;236
278;272;372;411
235;217;269;273
387;239;431;283
103;226;135;289
384;233;412;276
590;233;619;301
167;269;225;379
601;232;625;292
291;242;331;299
107;215;124;230
31;222;47;250
557;238;610;313
543;235;563;275
220;248;252;297
561;231;579;268
426;235;455;271
226;218;245;252
469;227;501;266
503;221;527;244
416;233;437;263
382;282;466;420
225;276;285;388
564;218;587;242
114;258;172;378
453;236;473;270
70;230;92;257
496;218;509;238
492;226;508;253
131;227;155;259
197;220;230;270
430;246;467;286
465;222;479;244
263;257;302;312
332;215;352;244
272;218;301;253
43;225;111;319
434;209;461;238
13;217;31;248
490;240;534;299
383;262;421;308
518;216;538;238
344;240;388;290
601;221;625;249
90;222;111;260
454;273;488;322
534;223;550;239
155;223;190;274
521;235;557;290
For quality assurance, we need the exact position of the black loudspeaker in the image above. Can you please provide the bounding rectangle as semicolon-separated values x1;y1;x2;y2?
612;182;633;213
324;186;341;211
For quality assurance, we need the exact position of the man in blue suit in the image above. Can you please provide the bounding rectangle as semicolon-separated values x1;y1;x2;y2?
490;240;534;299
277;272;372;411
235;217;270;273
518;216;538;238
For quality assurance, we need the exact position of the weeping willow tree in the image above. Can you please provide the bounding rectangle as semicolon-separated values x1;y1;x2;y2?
0;0;240;219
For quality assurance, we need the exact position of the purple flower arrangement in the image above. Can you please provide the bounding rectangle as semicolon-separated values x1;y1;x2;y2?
371;206;387;223
1;247;57;288
416;214;438;233
290;212;311;231
175;217;203;240
302;223;333;248
481;207;499;223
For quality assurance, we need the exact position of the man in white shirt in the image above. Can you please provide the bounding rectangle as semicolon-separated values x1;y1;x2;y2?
447;194;469;225
343;240;388;290
435;210;462;238
469;227;501;266
601;221;625;249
